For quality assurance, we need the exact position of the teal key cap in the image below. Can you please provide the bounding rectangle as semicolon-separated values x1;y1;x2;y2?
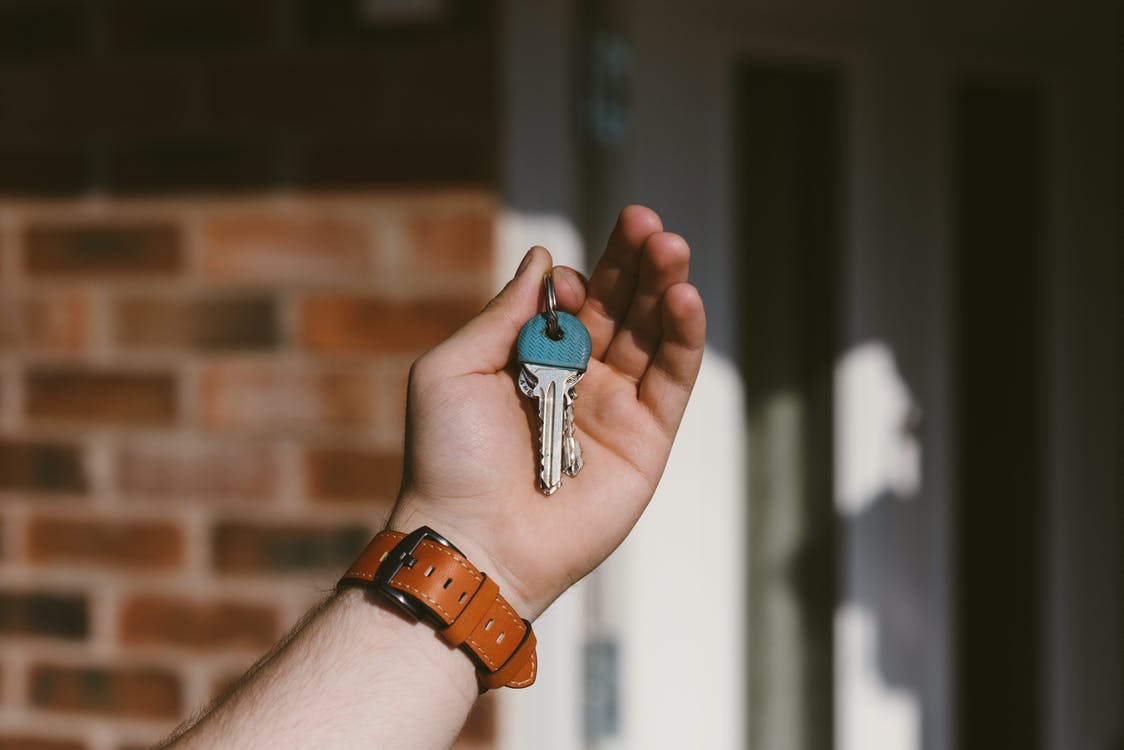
516;311;591;370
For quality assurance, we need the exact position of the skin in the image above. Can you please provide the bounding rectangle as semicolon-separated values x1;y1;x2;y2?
161;205;706;749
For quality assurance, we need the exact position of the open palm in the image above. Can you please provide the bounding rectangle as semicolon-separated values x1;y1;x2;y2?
388;206;706;619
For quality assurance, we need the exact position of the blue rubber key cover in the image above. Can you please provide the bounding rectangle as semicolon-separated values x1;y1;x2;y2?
516;312;591;370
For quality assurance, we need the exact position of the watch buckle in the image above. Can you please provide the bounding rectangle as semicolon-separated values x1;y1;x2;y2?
374;526;462;621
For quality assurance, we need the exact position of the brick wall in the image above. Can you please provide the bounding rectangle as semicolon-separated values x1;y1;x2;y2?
0;0;503;745
0;191;498;749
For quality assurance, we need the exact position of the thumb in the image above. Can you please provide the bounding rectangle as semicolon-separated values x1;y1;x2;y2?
426;246;553;375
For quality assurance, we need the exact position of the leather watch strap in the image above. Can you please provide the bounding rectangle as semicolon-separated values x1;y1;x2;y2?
338;528;537;691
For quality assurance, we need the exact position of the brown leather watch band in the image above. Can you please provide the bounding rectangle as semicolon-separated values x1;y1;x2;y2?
338;527;537;691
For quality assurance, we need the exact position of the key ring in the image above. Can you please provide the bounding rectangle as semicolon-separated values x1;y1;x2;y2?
543;272;563;340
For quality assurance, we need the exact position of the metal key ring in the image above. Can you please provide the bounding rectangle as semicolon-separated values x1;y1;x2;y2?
543;272;562;340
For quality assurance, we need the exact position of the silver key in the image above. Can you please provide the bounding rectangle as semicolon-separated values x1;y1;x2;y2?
516;273;592;495
520;369;583;477
523;364;580;494
562;383;583;476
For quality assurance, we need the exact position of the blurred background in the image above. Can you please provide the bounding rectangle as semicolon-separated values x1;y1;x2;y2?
0;1;1119;749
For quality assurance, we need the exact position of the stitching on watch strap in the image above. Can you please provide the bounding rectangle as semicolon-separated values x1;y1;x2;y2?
338;528;537;690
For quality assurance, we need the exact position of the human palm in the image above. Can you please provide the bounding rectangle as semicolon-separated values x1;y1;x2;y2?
388;206;706;619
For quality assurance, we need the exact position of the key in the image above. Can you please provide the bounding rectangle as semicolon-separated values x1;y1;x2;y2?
516;277;591;495
518;369;583;477
524;363;578;494
562;386;584;476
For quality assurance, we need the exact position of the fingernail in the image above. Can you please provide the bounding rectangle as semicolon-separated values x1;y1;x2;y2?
514;247;534;278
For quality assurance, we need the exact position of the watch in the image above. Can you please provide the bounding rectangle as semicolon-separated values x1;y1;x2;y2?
337;526;537;691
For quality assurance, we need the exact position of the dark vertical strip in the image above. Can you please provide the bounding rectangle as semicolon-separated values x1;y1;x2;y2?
1117;9;1124;736
736;60;839;750
574;0;630;263
954;80;1044;750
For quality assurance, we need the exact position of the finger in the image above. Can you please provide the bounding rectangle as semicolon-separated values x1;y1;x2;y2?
638;283;706;432
425;246;553;375
579;205;663;358
550;266;587;313
603;231;691;381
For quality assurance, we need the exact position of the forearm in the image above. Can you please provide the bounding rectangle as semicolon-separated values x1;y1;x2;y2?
155;205;706;748
163;587;478;750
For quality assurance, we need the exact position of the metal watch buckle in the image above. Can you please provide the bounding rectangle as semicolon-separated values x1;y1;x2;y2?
373;526;463;622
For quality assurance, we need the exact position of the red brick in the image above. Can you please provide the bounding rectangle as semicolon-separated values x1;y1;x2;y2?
406;208;493;275
0;439;87;494
113;293;279;351
299;293;480;354
24;369;177;426
0;591;88;639
119;594;279;650
0;292;90;352
28;518;183;570
198;363;377;432
305;446;401;503
0;736;86;750
117;440;276;502
212;522;369;575
29;664;181;719
201;213;372;283
24;223;181;276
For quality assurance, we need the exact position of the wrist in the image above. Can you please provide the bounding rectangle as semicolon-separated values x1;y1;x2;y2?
385;496;540;620
341;520;541;690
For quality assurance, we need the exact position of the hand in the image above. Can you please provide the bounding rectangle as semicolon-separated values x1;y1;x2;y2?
387;205;706;619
